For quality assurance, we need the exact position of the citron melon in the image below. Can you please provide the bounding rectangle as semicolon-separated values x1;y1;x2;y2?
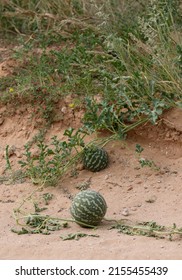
70;189;107;227
83;146;109;172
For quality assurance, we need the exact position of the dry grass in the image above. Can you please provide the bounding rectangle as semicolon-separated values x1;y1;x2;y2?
0;0;146;35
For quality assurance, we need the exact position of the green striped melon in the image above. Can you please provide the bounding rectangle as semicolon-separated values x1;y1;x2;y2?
70;190;107;227
83;146;109;172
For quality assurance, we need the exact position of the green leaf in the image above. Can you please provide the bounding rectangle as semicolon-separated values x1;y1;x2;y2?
135;144;144;154
60;233;99;241
63;127;74;137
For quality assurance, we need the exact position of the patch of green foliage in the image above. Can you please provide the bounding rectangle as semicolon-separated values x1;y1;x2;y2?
135;144;160;170
110;220;182;241
1;1;181;128
18;127;87;185
11;215;68;235
60;232;99;241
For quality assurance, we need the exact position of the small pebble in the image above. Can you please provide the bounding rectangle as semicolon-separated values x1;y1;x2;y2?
122;208;129;216
61;107;67;114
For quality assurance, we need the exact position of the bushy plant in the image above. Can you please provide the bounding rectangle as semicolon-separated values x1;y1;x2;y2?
18;128;86;185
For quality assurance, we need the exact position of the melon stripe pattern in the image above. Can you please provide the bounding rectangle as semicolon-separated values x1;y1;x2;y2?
83;146;109;172
70;190;107;227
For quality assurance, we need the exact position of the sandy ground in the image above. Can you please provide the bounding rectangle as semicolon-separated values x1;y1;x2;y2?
0;44;182;260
